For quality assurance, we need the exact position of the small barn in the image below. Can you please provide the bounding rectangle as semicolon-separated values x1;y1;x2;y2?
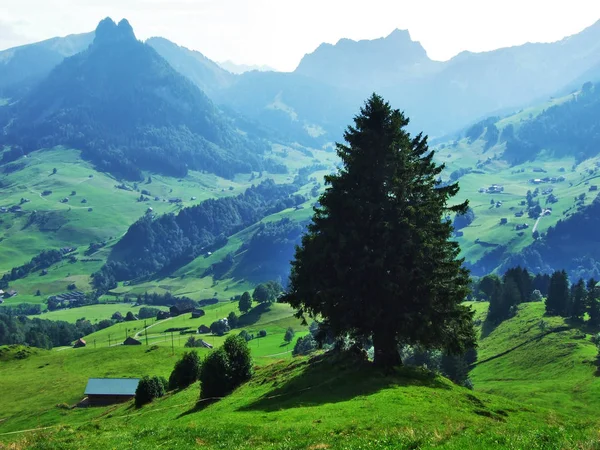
198;339;213;349
170;304;194;317
123;337;142;346
84;378;140;406
198;325;210;334
191;309;205;319
73;338;86;348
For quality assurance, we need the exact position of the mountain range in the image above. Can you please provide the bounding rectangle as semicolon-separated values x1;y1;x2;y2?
2;16;600;289
4;19;600;144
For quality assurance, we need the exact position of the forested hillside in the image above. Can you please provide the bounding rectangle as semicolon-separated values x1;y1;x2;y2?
95;180;304;288
0;18;273;180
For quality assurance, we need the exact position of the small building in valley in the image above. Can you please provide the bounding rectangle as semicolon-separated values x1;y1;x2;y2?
191;309;205;319
84;378;140;406
170;304;194;316
123;337;142;346
73;338;87;348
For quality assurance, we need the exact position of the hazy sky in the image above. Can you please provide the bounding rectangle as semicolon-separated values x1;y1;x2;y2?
2;0;600;71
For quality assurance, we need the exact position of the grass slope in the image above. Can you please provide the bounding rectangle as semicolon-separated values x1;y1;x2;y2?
2;350;589;449
471;302;600;416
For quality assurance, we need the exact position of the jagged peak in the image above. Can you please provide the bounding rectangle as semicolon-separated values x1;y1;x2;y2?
94;17;137;46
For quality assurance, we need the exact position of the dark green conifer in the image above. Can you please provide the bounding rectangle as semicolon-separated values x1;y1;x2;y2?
283;94;475;368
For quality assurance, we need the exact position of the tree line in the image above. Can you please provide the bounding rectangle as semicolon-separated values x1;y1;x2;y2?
92;180;303;290
0;313;113;349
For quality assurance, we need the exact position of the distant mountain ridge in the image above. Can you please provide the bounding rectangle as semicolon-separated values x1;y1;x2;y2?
295;29;441;89
3;18;600;146
0;18;272;180
218;60;275;74
0;31;93;98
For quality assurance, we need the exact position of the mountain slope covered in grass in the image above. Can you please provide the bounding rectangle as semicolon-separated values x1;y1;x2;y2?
1;344;594;449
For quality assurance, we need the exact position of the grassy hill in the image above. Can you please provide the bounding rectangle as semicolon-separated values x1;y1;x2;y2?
471;302;600;415
1;347;591;449
0;144;335;309
1;300;600;448
433;89;600;275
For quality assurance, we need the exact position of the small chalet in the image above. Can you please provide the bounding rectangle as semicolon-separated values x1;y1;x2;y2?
123;337;142;346
191;309;205;319
84;378;140;406
73;338;87;348
198;324;210;334
170;304;193;316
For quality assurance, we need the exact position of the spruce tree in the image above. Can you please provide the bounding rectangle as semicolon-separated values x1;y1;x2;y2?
570;278;587;321
546;270;570;317
283;94;475;368
588;279;600;326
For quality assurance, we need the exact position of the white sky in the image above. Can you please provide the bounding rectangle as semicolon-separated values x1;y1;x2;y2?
1;0;600;71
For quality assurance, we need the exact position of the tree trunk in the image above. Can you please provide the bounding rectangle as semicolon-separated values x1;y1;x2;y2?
372;328;401;369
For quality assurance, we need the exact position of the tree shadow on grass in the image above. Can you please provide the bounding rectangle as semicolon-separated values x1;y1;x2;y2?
177;397;218;419
237;303;271;328
237;351;450;413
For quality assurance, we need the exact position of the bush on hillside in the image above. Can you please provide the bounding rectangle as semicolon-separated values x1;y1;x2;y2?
199;348;231;399
223;334;253;387
169;351;201;390
238;330;253;342
292;334;317;356
284;327;295;344
199;335;253;400
135;375;167;407
210;320;230;336
258;329;267;338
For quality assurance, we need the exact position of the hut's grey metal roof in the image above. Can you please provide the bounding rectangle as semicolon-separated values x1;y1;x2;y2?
84;378;140;396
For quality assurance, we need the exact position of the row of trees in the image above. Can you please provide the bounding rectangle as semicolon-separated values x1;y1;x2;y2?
138;335;253;408
545;271;599;322
1;249;64;289
94;180;302;289
0;313;112;349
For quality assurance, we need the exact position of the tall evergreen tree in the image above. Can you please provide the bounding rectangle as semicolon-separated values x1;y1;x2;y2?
588;279;600;326
546;270;570;317
570;279;587;321
282;94;475;368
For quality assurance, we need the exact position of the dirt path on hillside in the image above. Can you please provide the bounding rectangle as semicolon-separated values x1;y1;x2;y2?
134;317;172;339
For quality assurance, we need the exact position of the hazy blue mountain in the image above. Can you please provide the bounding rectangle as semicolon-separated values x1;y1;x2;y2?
0;32;93;98
295;29;441;89
0;18;273;180
146;37;234;96
218;60;275;74
293;20;600;137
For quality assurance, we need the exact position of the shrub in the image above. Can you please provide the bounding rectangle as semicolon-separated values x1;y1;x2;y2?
210;320;230;336
135;375;167;407
258;329;267;338
223;335;253;387
293;334;317;356
199;335;253;400
284;327;295;344
199;348;231;399
227;311;239;329
169;351;201;390
238;330;252;342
